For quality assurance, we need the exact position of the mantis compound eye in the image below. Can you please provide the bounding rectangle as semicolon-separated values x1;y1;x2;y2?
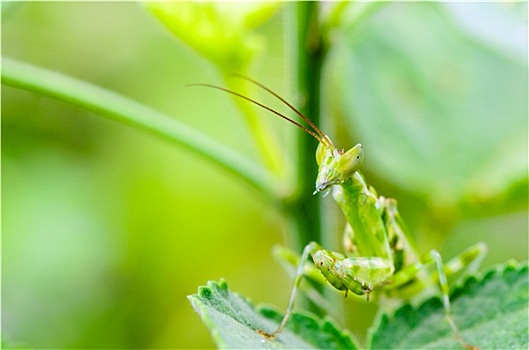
315;142;327;166
336;144;364;178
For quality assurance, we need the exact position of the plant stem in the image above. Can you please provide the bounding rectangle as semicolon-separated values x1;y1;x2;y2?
291;2;325;250
2;57;277;200
279;1;329;319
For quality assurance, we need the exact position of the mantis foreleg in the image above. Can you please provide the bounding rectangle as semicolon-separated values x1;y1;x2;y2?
262;240;395;339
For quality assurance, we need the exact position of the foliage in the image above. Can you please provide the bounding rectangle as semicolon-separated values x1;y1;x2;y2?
333;3;527;206
145;2;280;73
190;262;528;349
370;262;528;349
189;279;357;349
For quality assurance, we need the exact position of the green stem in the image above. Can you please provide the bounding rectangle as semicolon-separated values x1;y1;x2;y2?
2;57;277;200
292;2;325;250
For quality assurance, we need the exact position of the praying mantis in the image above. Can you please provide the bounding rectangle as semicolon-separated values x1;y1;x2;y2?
193;77;487;349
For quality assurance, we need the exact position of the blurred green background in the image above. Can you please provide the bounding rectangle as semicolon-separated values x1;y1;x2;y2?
2;2;527;349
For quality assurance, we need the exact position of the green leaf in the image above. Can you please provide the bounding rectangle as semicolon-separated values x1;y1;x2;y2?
192;263;527;349
188;279;358;349
369;261;529;349
145;3;280;72
330;2;527;206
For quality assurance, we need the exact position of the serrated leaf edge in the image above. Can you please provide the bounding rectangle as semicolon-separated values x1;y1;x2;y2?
367;260;528;348
256;304;359;349
187;279;238;348
189;280;359;349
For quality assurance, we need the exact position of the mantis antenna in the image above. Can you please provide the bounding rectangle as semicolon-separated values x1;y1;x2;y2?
230;75;334;150
187;80;334;150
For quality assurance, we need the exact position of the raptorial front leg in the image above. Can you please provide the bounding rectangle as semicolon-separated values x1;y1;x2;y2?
258;241;392;339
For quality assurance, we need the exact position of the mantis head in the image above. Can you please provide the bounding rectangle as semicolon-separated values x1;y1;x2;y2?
314;142;364;194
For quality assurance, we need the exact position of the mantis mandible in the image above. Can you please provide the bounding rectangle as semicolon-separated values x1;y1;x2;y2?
192;77;487;350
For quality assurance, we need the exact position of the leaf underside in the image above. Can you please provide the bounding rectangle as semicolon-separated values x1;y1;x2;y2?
189;262;528;349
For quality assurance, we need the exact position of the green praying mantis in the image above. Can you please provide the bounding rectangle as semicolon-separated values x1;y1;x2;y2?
193;77;487;349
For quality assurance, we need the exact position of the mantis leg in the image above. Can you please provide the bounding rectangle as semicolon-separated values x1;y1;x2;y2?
260;241;320;338
443;242;487;280
386;247;486;350
388;242;487;299
262;243;395;338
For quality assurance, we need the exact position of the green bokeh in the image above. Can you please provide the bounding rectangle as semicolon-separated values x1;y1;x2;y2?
3;3;289;348
2;2;527;349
